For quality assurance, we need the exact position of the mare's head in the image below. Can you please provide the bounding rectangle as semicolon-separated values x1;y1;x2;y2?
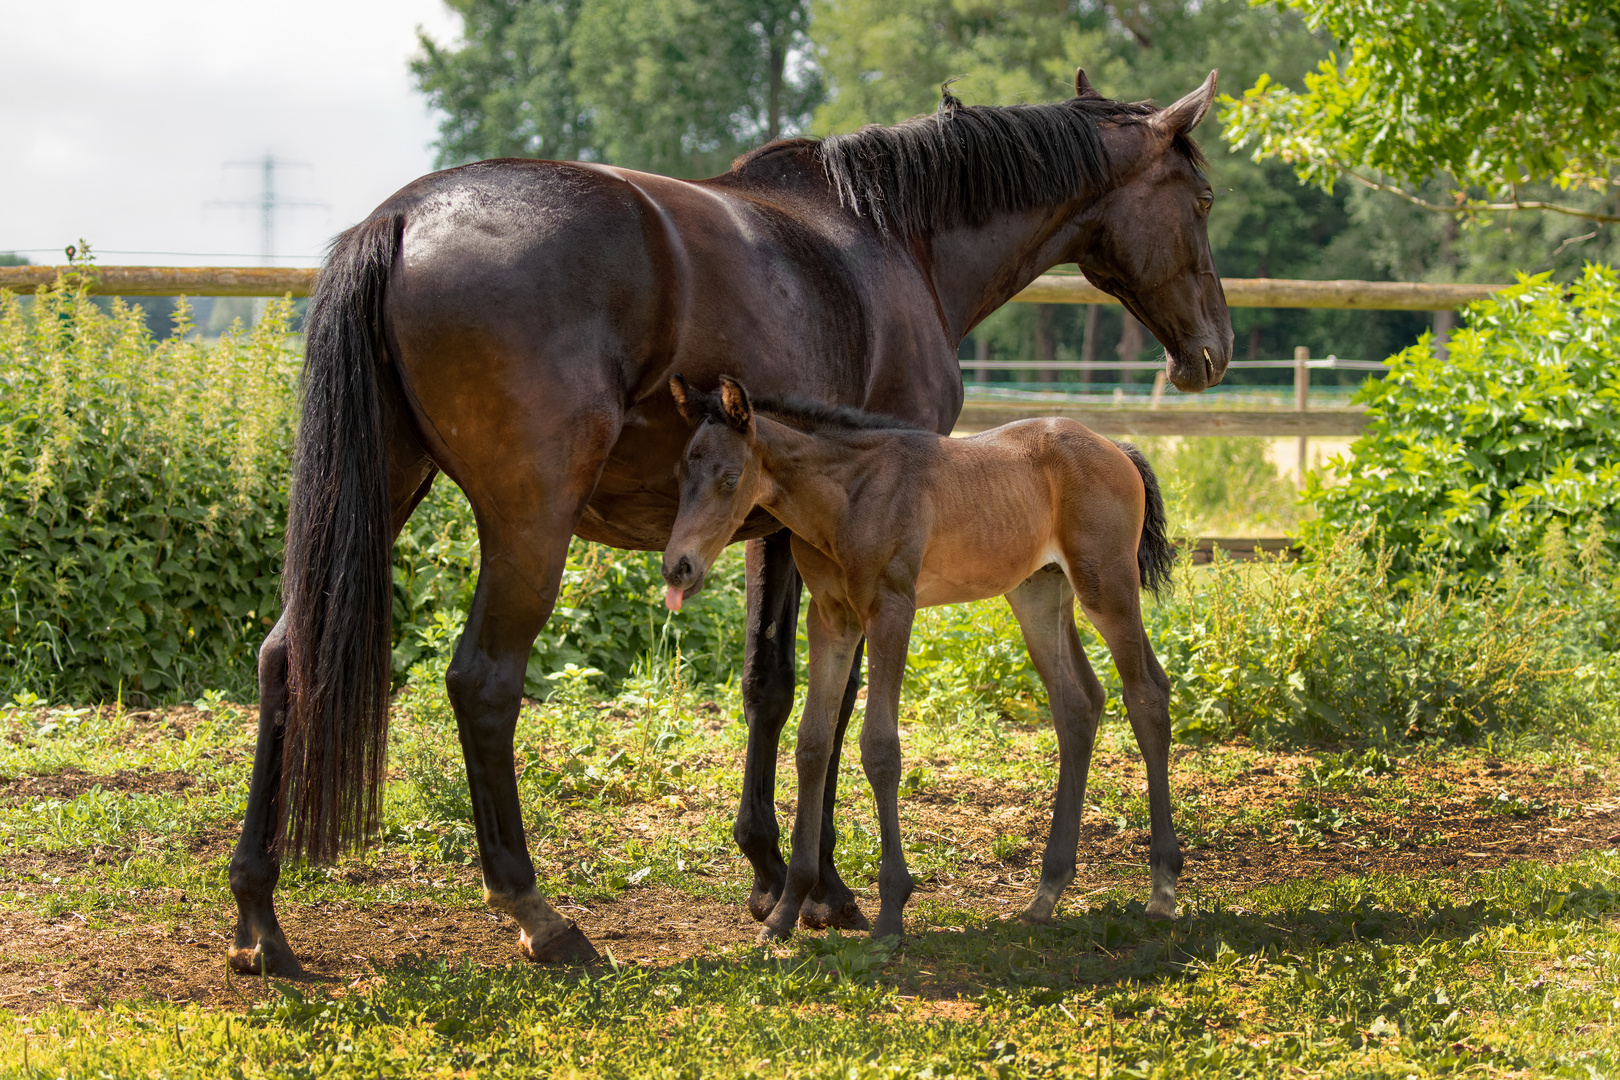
1069;70;1232;390
662;374;763;611
811;67;1232;391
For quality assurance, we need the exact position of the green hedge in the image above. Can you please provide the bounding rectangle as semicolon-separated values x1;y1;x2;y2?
0;275;744;704
1306;265;1620;578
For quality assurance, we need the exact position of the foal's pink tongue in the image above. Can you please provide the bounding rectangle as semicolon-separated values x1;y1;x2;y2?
664;584;684;612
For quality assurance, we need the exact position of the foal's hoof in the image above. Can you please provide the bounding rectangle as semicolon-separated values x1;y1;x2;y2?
227;939;304;978
800;898;871;932
747;886;781;924
521;922;600;966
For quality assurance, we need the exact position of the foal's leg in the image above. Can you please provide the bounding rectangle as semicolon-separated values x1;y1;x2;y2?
860;596;917;940
1005;566;1106;925
1072;559;1182;921
800;638;871;932
228;462;437;976
734;530;868;931
759;600;862;943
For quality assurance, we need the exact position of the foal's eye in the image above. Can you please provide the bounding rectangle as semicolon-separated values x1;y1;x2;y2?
1197;194;1214;214
720;473;739;490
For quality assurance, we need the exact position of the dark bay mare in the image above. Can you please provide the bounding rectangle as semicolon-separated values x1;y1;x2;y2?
662;376;1178;941
228;68;1232;974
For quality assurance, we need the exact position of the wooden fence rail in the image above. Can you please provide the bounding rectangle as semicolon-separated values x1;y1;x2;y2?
0;265;1507;310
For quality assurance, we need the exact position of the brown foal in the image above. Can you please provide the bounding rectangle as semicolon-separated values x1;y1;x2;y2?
663;375;1180;943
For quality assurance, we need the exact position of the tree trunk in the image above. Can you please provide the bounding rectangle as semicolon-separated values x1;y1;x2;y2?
1036;303;1058;383
1079;304;1099;383
767;34;785;141
1116;311;1144;383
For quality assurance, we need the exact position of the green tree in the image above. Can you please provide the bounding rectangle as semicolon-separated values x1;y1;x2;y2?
411;0;821;175
412;0;594;164
1222;0;1620;223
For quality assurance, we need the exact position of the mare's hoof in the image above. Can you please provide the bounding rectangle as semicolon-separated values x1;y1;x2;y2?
747;886;781;924
1144;899;1177;923
800;899;870;932
227;940;304;978
522;922;600;966
1019;896;1057;926
755;922;794;946
872;915;905;941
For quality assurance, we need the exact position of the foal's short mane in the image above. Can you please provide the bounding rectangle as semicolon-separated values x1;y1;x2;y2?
733;90;1205;239
755;396;923;434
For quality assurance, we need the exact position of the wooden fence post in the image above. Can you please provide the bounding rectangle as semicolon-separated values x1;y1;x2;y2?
1294;345;1310;484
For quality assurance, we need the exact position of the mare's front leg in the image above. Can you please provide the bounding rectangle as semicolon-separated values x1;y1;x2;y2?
860;593;918;940
734;529;801;921
758;598;862;943
1005;566;1106;924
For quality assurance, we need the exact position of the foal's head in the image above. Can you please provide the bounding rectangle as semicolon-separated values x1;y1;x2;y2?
662;374;763;611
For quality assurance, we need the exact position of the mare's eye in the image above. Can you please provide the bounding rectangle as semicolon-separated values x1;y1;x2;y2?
720;473;739;490
1198;194;1213;214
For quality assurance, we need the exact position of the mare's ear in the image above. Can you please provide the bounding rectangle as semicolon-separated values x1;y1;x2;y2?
1150;70;1217;138
669;375;701;426
717;375;753;432
1074;67;1102;100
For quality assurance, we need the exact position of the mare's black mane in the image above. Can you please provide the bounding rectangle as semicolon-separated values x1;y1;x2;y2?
734;88;1204;239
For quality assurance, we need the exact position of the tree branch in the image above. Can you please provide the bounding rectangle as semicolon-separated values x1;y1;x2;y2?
1345;170;1620;223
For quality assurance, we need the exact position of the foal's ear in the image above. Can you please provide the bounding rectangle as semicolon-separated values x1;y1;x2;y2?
669;374;701;426
717;375;754;432
1073;67;1102;100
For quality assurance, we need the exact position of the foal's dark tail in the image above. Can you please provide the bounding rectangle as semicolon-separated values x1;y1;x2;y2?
277;214;403;863
1115;442;1175;598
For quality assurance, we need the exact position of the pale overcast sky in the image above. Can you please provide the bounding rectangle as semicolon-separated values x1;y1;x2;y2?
1;0;463;266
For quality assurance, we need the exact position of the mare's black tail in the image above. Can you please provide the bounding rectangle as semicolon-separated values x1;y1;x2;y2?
1115;442;1175;598
278;214;402;862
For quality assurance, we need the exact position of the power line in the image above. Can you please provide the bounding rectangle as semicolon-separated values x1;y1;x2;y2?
206;154;328;265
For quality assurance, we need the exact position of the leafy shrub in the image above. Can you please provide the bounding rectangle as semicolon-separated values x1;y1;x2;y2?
0;274;296;702
1306;266;1620;578
1146;531;1620;745
0;268;745;703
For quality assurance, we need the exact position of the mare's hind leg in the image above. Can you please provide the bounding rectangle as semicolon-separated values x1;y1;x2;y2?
1070;557;1182;921
1005;565;1106;925
447;521;599;964
228;462;437;976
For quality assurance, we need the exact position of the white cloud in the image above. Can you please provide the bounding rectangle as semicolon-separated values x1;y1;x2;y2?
0;0;463;265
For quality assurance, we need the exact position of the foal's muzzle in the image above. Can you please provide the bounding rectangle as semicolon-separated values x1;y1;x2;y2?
661;554;706;612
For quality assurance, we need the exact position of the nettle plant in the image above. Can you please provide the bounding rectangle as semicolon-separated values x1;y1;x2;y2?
0;271;298;702
1306;265;1620;579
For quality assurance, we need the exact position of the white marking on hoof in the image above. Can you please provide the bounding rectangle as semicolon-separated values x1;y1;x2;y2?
486;887;570;953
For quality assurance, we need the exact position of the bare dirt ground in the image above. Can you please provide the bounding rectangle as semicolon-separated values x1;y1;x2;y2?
2;741;1616;1014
